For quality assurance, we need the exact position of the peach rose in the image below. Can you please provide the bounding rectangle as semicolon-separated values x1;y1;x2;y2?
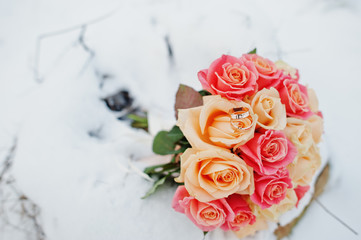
275;60;299;81
242;54;282;90
287;143;321;186
250;87;287;130
307;88;319;113
236;130;297;175
177;95;258;150
278;79;313;119
198;55;258;101
257;189;297;221
172;186;231;231
234;216;268;239
284;117;313;155
175;148;254;202
307;114;323;144
307;87;323;118
250;168;293;209
221;194;256;231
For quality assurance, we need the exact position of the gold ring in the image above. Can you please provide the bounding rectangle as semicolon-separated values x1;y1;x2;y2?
229;107;253;131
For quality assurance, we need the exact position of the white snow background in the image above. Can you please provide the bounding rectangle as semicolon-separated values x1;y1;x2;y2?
0;0;361;239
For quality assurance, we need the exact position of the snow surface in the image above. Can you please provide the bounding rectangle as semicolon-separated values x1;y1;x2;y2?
1;0;361;239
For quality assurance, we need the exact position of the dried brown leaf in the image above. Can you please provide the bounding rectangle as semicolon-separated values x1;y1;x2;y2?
174;84;203;119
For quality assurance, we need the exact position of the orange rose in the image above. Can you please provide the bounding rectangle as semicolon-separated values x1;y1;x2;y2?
250;87;287;130
177;95;258;150
175;148;254;202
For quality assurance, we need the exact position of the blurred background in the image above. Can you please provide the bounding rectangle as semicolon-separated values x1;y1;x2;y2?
0;0;360;239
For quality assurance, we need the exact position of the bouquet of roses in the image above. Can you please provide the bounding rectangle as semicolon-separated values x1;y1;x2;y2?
143;49;324;239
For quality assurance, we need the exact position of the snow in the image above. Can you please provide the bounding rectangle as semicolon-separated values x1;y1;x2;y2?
0;0;361;239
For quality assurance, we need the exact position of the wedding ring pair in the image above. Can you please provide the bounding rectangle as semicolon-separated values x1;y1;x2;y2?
229;107;253;131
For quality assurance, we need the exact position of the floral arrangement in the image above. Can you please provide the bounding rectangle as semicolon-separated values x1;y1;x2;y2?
143;49;324;238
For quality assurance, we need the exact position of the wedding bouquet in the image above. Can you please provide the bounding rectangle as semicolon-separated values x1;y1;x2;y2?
143;49;325;239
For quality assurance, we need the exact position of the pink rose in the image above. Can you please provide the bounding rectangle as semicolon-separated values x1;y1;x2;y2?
236;130;297;175
172;186;232;232
294;185;310;207
251;168;293;209
278;79;313;119
317;111;323;118
198;55;258;101
221;194;256;231
242;54;281;90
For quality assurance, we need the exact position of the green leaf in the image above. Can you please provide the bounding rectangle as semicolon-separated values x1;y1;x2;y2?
248;48;257;54
152;126;186;155
203;231;208;238
177;144;190;154
127;113;147;123
178;139;190;146
171;154;177;163
141;176;167;199
127;113;148;131
167;126;184;142
152;131;177;155
198;90;212;96
131;122;148;128
174;84;203;119
144;162;179;175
